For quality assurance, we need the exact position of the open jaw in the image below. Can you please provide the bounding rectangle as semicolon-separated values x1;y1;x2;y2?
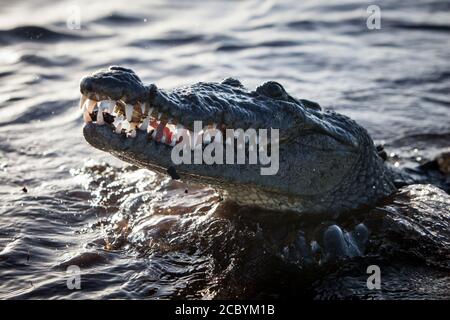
81;94;183;146
78;66;361;158
79;67;393;214
79;95;269;152
77;66;323;158
78;83;285;155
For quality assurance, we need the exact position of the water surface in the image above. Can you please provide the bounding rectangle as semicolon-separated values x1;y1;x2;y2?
0;0;449;299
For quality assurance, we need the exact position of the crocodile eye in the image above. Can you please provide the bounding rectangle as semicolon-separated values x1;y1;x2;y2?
109;66;135;74
221;77;243;88
257;81;286;98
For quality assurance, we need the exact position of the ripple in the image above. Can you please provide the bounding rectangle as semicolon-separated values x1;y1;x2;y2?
392;22;450;32
129;33;204;48
216;40;298;52
2;100;71;125
56;251;109;269
0;26;81;44
18;54;79;67
93;13;146;25
0;0;449;300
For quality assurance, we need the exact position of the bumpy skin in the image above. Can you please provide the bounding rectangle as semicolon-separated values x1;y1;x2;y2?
81;66;396;214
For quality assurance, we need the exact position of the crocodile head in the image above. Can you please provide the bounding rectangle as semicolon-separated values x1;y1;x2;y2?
80;66;395;214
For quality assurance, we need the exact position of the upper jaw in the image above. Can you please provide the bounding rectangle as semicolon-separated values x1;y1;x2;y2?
79;84;147;105
79;66;148;104
79;67;359;166
79;66;302;137
78;80;300;152
79;90;358;159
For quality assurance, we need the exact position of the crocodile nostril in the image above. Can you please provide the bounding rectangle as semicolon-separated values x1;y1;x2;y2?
80;77;94;92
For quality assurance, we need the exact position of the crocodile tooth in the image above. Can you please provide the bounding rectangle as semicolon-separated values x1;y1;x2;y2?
79;95;87;109
96;110;105;125
83;108;92;123
125;104;134;122
130;122;139;131
115;122;122;133
99;100;115;113
116;100;126;112
113;114;124;124
141;103;147;115
134;103;141;118
128;129;137;138
122;120;131;131
148;107;154;117
85;99;97;113
139;118;149;131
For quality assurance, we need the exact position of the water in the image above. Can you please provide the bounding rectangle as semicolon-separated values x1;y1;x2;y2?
0;0;449;299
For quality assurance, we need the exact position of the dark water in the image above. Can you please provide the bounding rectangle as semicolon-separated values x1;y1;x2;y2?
0;0;449;299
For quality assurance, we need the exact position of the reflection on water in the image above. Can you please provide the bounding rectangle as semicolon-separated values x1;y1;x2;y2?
0;0;449;299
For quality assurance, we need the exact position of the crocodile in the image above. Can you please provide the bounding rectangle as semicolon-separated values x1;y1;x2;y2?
78;66;450;298
79;66;401;215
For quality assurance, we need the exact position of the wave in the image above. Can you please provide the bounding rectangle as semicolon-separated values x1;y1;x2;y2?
129;33;204;48
18;54;79;67
2;100;71;126
391;22;450;32
92;13;146;25
0;26;81;45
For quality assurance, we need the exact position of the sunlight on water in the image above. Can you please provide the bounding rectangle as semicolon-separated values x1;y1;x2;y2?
0;0;449;299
